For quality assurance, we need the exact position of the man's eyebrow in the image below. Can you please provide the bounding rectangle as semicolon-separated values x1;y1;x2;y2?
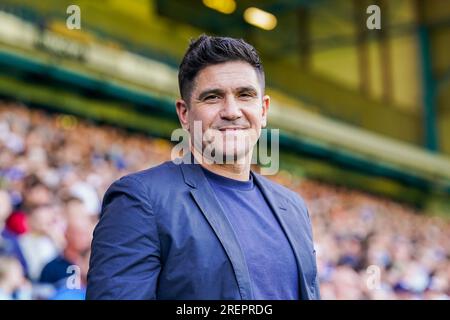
235;86;258;94
197;89;225;100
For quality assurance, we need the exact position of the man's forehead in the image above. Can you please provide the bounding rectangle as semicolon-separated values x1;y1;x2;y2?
192;61;260;92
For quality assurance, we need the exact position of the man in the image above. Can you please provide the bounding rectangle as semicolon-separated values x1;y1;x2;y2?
87;35;320;300
40;199;93;289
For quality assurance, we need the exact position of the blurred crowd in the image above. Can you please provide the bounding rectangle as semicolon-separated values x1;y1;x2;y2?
274;174;449;299
0;102;171;299
0;102;448;299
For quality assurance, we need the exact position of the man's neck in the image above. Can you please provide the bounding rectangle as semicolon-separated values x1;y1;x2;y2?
191;148;252;182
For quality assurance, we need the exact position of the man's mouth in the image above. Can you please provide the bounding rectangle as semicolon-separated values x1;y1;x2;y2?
218;127;248;131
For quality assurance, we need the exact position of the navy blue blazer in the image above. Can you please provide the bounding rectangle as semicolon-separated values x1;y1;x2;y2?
86;156;320;300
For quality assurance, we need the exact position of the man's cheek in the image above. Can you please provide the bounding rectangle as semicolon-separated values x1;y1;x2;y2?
203;128;218;144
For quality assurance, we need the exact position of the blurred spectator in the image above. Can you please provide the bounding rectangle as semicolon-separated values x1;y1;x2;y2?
40;200;94;287
39;204;94;300
0;190;28;274
18;204;62;281
0;256;31;300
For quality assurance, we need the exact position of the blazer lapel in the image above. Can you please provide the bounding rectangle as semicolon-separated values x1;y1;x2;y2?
252;173;313;299
179;157;253;300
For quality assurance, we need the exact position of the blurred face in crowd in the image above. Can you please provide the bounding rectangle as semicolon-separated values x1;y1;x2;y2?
0;190;12;224
26;184;52;207
28;205;57;235
66;199;90;218
176;61;270;162
65;215;93;254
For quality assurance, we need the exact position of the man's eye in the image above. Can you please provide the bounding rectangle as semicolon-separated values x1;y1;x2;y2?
205;95;219;101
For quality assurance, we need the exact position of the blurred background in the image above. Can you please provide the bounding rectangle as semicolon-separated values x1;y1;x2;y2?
0;0;449;300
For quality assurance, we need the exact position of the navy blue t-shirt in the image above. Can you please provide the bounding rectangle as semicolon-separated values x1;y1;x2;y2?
202;167;299;300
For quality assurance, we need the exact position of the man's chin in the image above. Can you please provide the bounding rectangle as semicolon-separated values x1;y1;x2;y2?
204;148;251;164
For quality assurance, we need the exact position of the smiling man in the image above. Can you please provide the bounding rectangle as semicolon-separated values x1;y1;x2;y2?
87;35;320;300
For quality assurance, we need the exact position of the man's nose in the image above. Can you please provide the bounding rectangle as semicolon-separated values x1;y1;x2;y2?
220;97;242;120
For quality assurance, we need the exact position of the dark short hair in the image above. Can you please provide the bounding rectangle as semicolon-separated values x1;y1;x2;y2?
178;34;265;103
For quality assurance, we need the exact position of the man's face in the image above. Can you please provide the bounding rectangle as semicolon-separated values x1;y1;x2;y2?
176;61;270;162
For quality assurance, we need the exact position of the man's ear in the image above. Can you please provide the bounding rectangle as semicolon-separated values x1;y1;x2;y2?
175;99;190;130
261;95;270;128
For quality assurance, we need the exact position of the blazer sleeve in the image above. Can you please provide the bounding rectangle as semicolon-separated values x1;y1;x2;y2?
86;175;161;300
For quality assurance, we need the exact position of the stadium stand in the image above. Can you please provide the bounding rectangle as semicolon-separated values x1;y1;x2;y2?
1;103;448;299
